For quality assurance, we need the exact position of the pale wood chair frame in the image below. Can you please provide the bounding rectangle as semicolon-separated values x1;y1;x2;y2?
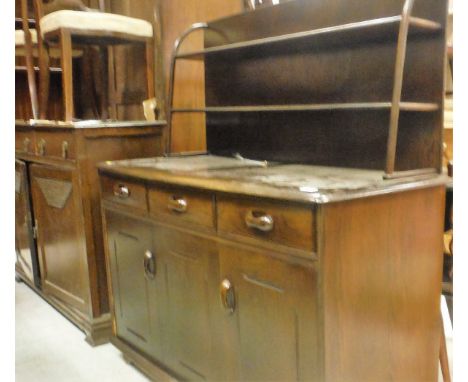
19;0;39;119
32;0;155;122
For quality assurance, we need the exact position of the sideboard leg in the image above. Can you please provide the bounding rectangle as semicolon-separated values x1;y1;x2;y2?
439;312;451;382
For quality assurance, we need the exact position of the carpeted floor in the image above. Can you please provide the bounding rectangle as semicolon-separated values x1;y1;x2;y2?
15;281;148;382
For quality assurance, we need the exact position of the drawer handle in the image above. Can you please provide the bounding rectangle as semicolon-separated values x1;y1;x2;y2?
220;279;235;314
62;141;69;159
143;250;156;280
23;138;30;152
168;196;187;213
245;210;274;232
113;184;130;199
38;139;46;156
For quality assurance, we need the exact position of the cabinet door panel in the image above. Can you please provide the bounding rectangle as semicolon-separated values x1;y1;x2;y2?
29;164;89;314
105;211;164;359
155;227;218;381
15;160;40;287
219;245;320;381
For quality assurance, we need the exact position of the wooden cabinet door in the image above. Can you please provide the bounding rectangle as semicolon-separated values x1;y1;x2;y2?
29;164;90;315
104;211;164;360
15;160;40;287
218;245;320;382
154;226;219;381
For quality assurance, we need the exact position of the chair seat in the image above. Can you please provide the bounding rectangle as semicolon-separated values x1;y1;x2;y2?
16;27;83;58
40;10;153;40
15;29;38;46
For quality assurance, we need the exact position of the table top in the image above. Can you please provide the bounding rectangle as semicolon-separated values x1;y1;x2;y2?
98;154;448;204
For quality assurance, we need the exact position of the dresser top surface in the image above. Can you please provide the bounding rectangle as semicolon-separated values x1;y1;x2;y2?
98;155;447;204
15;119;166;130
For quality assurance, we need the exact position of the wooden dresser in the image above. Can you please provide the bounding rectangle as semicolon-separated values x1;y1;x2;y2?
99;157;446;381
15;120;165;345
98;0;449;380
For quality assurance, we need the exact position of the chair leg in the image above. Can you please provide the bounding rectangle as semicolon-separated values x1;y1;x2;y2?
439;311;451;382
59;29;74;122
98;46;109;120
80;47;100;119
145;39;155;100
107;46;117;120
20;0;38;119
38;42;50;120
23;36;39;120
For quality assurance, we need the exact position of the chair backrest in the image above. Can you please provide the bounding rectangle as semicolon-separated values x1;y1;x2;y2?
20;0;39;119
33;0;93;20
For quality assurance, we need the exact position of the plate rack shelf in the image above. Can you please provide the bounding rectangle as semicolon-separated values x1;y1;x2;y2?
167;0;448;179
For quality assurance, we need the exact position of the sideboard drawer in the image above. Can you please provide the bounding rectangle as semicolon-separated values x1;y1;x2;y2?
148;186;215;230
35;131;76;160
217;196;315;252
101;176;148;211
15;131;35;154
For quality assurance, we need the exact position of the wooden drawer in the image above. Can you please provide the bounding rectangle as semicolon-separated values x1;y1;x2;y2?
35;131;76;160
148;186;215;230
101;176;148;211
15;131;35;154
217;196;315;252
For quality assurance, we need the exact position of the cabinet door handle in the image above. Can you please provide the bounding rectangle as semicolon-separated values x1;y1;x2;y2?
220;279;235;314
62;141;69;159
23;137;30;152
38;139;46;156
245;210;274;232
143;250;156;280
113;184;130;199
168;196;187;213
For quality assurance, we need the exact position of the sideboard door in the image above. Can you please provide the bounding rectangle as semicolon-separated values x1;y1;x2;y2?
29;164;90;315
218;245;320;381
105;211;164;360
155;226;219;381
15;160;40;288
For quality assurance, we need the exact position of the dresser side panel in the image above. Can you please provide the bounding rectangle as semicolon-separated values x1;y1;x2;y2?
320;186;445;382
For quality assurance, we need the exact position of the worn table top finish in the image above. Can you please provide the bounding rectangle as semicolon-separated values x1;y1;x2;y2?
98;154;448;204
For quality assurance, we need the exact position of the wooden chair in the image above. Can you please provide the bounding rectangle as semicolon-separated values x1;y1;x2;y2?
32;0;155;121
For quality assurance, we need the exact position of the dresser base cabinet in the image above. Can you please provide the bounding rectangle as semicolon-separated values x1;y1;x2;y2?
100;165;445;381
14;121;165;345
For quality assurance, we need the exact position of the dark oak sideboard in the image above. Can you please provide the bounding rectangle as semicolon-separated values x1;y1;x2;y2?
97;0;448;378
99;156;447;381
15;120;165;345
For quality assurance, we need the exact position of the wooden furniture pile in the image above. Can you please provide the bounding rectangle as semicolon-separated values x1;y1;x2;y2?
99;0;450;381
15;0;166;345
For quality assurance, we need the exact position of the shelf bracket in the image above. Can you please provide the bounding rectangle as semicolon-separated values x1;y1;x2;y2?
167;23;209;154
385;0;416;178
166;23;228;154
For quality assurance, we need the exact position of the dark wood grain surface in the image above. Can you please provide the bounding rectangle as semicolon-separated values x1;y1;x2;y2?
100;168;445;381
203;0;447;175
319;186;445;381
